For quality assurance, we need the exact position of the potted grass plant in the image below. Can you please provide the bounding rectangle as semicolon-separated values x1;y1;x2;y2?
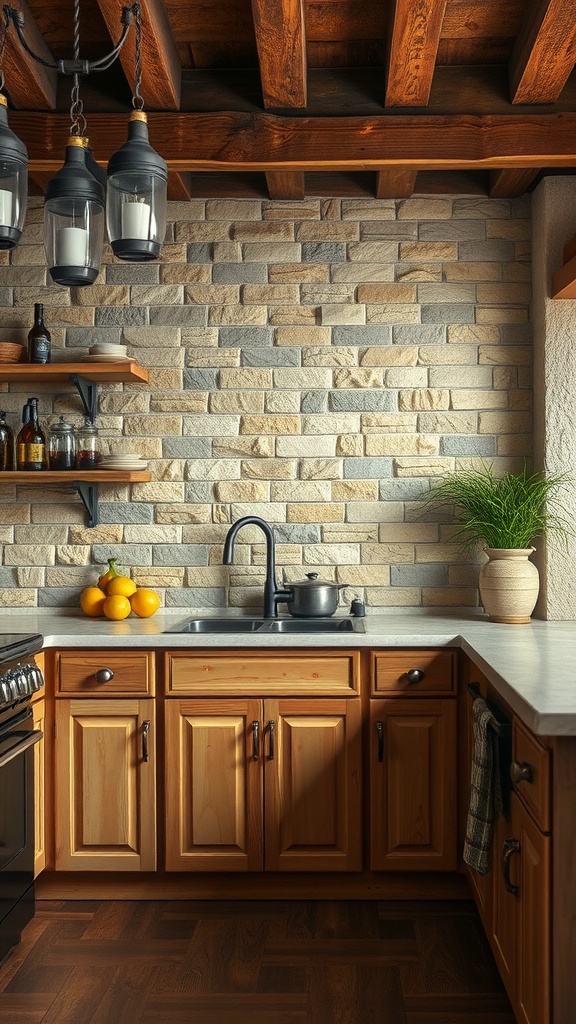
423;463;570;623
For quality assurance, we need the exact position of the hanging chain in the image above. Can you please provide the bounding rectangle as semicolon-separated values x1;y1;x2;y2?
0;7;9;92
131;2;143;110
69;0;86;136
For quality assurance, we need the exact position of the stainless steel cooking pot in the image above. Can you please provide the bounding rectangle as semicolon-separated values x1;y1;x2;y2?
281;573;348;617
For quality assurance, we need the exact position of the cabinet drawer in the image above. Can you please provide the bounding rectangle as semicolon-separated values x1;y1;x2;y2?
371;650;455;696
512;718;551;832
165;650;360;696
56;651;155;696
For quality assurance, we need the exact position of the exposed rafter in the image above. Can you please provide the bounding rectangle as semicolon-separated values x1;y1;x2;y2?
3;0;57;109
95;0;181;109
167;172;193;200
265;171;305;199
251;0;307;108
376;168;418;198
509;0;576;104
489;168;539;198
385;0;448;107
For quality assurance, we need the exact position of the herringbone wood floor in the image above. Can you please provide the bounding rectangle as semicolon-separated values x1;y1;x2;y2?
0;899;517;1023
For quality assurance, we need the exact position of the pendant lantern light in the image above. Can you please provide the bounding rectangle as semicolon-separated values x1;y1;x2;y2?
0;19;28;250
44;136;105;287
106;8;167;261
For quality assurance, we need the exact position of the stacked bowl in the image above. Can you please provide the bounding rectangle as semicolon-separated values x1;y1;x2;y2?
86;342;129;361
100;452;147;471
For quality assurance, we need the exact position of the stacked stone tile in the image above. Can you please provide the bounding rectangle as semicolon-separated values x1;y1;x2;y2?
0;195;532;610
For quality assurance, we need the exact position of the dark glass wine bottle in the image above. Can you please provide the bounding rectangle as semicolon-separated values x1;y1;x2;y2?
28;303;51;364
0;411;15;470
16;397;47;470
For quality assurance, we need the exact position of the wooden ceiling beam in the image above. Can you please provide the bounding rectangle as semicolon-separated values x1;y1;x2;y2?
509;0;576;104
265;172;306;199
12;110;576;171
251;0;307;108
167;172;193;201
376;169;418;197
489;168;539;197
95;0;181;109
3;0;57;110
385;0;448;107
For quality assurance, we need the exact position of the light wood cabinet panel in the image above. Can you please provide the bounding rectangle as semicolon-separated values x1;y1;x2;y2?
370;698;457;871
32;697;46;878
165;699;263;872
56;651;155;696
371;650;455;696
165;695;362;873
54;698;156;871
165;650;360;696
264;698;362;872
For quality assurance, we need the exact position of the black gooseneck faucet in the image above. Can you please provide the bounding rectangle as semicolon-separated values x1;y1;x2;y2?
222;515;291;618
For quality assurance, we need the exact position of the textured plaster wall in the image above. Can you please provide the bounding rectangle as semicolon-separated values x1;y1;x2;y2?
532;177;576;620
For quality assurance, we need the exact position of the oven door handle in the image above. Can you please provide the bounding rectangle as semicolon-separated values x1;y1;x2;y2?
0;729;42;769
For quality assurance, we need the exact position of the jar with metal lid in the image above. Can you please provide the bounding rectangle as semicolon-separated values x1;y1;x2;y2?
48;415;76;470
75;417;101;470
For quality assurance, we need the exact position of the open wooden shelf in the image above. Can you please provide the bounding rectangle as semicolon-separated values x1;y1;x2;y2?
0;360;149;384
0;470;151;483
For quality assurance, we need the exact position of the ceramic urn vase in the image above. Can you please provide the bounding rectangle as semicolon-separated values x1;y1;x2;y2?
479;547;540;624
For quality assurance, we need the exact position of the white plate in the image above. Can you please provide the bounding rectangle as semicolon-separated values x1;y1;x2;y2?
101;462;147;471
83;356;132;364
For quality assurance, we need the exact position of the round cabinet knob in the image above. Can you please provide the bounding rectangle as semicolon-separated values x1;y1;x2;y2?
406;668;425;684
95;668;115;684
510;760;534;785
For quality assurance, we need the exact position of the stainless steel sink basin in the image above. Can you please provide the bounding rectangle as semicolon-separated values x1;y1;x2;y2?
165;617;265;633
262;617;365;633
165;616;365;634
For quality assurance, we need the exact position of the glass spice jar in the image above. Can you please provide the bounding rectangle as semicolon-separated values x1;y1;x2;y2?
48;415;76;470
75;417;101;470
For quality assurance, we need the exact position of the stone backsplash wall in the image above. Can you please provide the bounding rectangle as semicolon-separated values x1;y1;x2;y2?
0;195;532;610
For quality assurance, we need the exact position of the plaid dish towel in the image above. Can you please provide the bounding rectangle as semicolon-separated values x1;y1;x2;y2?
463;697;503;875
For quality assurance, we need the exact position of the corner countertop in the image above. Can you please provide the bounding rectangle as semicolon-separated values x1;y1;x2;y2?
3;607;576;737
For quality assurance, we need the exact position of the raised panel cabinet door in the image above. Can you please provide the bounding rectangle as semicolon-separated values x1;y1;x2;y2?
370;698;457;871
490;810;518;1001
264;698;362;872
513;794;551;1024
54;699;156;872
165;699;263;872
32;698;46;878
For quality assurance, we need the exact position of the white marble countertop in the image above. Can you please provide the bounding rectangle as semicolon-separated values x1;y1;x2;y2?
2;607;575;737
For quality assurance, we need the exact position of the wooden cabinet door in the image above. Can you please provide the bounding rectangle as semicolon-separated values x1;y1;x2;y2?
263;698;362;872
32;697;46;878
54;699;156;871
165;699;263;872
370;698;457;871
491;794;551;1024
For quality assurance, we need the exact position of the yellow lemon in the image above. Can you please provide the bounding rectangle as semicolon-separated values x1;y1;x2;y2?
106;575;137;598
80;585;107;617
130;587;161;618
102;594;132;620
98;557;121;591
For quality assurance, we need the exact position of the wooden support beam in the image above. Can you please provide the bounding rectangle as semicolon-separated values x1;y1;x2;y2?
167;172;193;201
376;168;418;198
510;0;576;104
95;0;181;110
489;169;539;198
3;0;57;110
12;110;576;172
251;0;307;108
265;172;306;199
386;0;448;107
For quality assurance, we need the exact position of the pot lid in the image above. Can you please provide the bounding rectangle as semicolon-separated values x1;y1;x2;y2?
290;572;340;589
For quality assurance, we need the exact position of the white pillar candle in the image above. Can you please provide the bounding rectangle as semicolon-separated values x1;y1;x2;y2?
56;226;88;266
0;189;13;227
121;201;152;239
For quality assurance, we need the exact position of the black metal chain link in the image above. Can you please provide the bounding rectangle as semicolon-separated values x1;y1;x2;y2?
69;0;86;136
131;2;143;110
0;6;9;92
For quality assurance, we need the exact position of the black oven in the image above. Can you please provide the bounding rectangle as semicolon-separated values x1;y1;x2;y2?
0;633;44;963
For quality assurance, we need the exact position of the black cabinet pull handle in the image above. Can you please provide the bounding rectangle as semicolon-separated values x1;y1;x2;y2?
142;720;150;763
268;720;275;760
376;720;384;763
510;760;534;785
501;837;520;896
252;720;259;761
406;668;425;684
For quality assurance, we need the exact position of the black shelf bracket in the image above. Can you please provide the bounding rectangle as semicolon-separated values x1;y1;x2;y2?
70;374;98;422
72;481;99;527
